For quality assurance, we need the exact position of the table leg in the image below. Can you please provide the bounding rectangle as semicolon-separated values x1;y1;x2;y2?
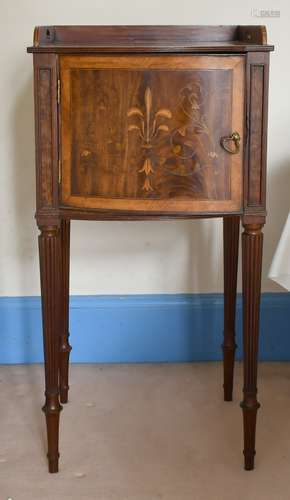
39;224;63;473
241;221;264;470
222;216;240;401
59;220;71;404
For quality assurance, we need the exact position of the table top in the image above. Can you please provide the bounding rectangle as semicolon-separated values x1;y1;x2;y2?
27;25;274;53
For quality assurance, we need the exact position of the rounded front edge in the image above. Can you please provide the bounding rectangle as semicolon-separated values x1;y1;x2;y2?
58;207;243;221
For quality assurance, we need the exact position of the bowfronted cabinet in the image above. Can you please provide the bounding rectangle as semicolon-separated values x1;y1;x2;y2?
60;55;244;214
28;25;273;473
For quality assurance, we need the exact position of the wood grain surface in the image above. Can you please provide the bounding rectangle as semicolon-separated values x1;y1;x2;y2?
60;55;244;213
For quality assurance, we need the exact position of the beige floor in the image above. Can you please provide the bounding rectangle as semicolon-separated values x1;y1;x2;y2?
1;363;290;500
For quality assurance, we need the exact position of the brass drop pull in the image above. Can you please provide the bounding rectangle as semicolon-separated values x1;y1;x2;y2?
220;131;241;154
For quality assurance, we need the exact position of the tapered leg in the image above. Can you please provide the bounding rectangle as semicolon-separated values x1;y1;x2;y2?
222;216;240;401
59;220;71;404
240;222;264;471
39;225;63;473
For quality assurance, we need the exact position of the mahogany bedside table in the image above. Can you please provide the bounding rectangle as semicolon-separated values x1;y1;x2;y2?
27;25;274;473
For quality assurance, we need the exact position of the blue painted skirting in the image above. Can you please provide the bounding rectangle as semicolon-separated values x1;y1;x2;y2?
0;293;289;364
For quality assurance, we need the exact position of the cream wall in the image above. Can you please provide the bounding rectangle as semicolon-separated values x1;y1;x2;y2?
0;0;289;296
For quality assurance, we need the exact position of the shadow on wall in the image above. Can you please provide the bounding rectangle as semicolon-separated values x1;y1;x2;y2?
187;218;223;293
10;70;37;362
70;216;223;295
8;68;224;364
7;65;290;364
265;157;290;291
0;68;45;423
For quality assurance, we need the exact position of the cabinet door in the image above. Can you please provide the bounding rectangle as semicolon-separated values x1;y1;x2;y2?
60;55;244;214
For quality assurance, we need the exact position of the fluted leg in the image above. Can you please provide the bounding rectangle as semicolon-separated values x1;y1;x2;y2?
39;225;63;473
59;220;71;404
222;216;239;401
241;222;264;471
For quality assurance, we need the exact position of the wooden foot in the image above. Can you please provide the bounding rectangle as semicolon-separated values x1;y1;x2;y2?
59;220;71;404
222;216;239;401
43;394;62;473
241;399;260;470
240;221;264;471
39;225;63;473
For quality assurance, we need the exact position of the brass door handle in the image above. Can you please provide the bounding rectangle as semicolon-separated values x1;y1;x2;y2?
220;131;241;154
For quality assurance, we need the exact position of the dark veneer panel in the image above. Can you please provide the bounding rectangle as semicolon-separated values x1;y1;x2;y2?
68;68;232;201
33;54;59;217
244;52;269;213
248;64;264;206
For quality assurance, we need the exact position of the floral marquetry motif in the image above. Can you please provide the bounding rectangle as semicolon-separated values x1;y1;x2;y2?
127;86;172;192
127;83;219;193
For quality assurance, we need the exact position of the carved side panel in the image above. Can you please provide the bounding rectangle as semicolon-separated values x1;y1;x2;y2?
244;52;269;214
33;53;59;223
